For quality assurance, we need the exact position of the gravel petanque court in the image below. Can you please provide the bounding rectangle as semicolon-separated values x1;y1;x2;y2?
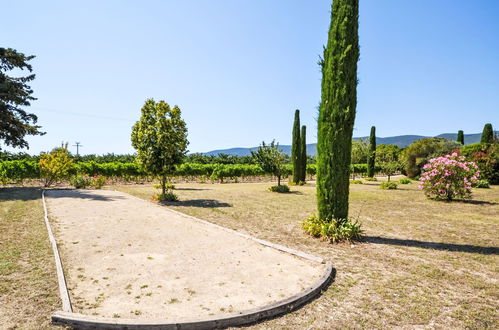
45;189;327;322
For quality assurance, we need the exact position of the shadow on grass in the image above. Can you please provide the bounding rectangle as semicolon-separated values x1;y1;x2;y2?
0;187;41;201
175;187;212;191
44;189;124;201
455;199;497;206
164;199;232;208
364;236;499;255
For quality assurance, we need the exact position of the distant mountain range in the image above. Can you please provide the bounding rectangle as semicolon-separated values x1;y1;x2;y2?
202;132;495;157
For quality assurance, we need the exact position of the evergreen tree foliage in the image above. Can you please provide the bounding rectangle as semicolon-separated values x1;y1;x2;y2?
367;126;376;177
457;130;464;145
131;99;188;196
291;109;301;184
0;48;44;149
481;123;494;143
300;125;307;182
317;0;359;222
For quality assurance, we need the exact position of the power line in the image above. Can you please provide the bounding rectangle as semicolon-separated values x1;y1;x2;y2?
73;142;83;156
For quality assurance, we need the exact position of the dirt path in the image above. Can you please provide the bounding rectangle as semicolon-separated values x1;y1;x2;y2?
45;189;325;320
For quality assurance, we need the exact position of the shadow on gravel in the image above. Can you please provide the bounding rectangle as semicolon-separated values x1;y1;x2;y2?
163;199;232;208
364;236;499;255
45;189;124;201
0;187;41;201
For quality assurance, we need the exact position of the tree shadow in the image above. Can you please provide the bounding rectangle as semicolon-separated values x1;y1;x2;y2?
363;236;499;255
175;187;211;191
0;187;42;201
287;191;304;195
45;189;124;201
163;199;232;208
455;199;497;206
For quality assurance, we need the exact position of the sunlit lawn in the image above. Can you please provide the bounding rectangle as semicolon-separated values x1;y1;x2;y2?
116;179;499;329
1;180;497;329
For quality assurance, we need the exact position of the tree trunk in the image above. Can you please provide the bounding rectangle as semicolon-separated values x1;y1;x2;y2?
161;175;166;195
277;174;281;186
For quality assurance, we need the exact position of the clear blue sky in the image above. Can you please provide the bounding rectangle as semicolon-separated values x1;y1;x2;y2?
2;0;498;155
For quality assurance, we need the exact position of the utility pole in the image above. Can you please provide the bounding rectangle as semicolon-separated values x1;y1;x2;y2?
73;142;83;156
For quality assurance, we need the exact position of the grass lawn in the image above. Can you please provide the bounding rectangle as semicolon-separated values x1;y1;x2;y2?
1;180;497;329
0;187;60;329
115;179;499;329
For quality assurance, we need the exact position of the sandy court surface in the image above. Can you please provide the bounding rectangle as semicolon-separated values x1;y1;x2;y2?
45;189;325;320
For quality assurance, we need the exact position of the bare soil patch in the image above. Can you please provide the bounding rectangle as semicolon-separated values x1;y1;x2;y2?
45;189;325;320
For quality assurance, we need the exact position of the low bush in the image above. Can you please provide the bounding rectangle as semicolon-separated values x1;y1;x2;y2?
475;179;490;188
380;181;398;190
70;175;90;189
399;178;411;184
350;179;363;184
302;215;363;243
152;192;179;202
268;185;290;193
364;177;377;181
90;175;106;189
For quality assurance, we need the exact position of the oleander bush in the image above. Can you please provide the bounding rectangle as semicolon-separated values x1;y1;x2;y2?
418;153;479;201
70;175;90;189
90;175;106;189
475;179;490;189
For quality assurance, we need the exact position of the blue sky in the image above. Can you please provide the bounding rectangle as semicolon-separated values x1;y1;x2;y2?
2;0;498;155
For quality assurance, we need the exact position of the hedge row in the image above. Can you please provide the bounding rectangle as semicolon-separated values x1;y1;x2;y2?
0;160;379;183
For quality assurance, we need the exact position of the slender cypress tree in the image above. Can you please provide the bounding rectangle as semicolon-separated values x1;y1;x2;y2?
457;130;464;145
300;125;307;182
367;126;376;177
317;0;359;222
481;123;494;143
291;109;301;184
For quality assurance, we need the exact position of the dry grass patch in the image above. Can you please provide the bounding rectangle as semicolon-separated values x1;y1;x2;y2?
0;187;60;329
116;181;499;329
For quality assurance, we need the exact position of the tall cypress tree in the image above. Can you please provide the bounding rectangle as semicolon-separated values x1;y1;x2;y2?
367;126;376;177
291;109;301;184
300;125;307;182
481;123;494;143
457;130;464;145
317;0;359;222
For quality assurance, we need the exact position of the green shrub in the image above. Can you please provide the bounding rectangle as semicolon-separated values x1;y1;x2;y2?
401;138;460;178
350;179;363;184
302;215;363;243
364;177;377;181
152;192;179;202
90;175;106;189
399;178;411;184
268;185;290;193
70;175;90;189
39;147;74;187
380;181;398;190
475;180;490;188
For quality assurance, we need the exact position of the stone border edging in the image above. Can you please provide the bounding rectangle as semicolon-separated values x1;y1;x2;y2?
52;262;334;329
47;189;335;329
41;189;72;313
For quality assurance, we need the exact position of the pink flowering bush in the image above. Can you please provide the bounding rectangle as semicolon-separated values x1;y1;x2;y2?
419;153;480;201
